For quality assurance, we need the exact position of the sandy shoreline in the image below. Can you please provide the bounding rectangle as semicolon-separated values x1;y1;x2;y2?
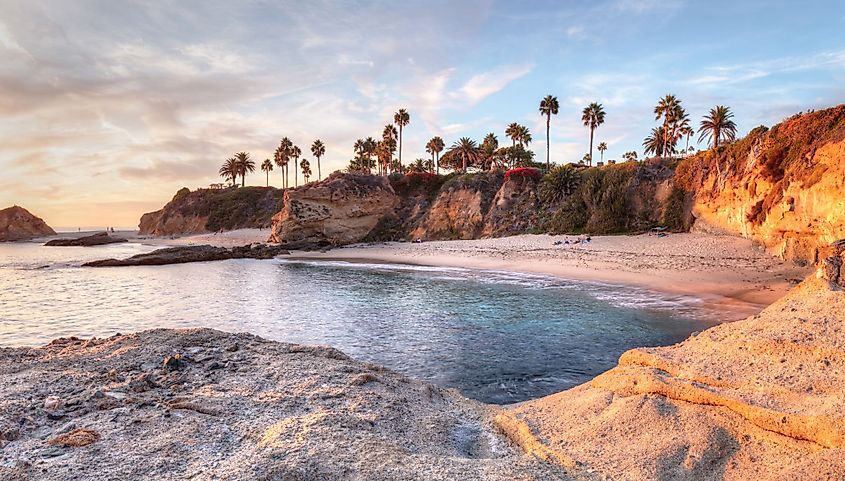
34;228;811;320
287;233;811;321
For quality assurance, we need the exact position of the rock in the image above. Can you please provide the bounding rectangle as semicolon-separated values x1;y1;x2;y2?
44;396;62;411
47;428;100;448
82;244;289;267
269;172;400;245
0;205;56;242
161;355;185;371
45;231;128;246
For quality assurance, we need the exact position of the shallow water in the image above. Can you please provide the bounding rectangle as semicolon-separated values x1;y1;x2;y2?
0;241;721;404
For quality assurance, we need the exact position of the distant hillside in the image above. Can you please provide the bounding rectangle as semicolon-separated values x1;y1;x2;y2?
0;205;56;241
139;187;284;236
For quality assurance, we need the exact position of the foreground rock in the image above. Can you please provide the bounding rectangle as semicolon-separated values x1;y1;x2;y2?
0;206;56;242
44;232;128;247
0;329;566;481
83;244;290;267
497;243;845;480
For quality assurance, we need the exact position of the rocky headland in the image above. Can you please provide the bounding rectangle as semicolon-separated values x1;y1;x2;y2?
0;206;56;242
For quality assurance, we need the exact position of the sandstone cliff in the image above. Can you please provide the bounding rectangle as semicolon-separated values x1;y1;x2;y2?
497;242;845;480
139;187;284;236
269;173;399;245
681;106;845;263
0;206;56;242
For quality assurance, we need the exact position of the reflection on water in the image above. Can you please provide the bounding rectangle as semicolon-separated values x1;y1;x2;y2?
0;242;721;404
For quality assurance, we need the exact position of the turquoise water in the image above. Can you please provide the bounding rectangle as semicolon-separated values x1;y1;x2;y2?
0;242;720;404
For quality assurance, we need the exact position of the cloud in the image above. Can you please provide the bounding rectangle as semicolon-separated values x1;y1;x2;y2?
457;63;533;106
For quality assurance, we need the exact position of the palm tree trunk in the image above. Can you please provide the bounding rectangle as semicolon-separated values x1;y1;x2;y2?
266;171;269;187
317;157;321;181
436;153;439;175
589;127;595;167
546;114;551;171
601;151;604;163
398;126;403;167
241;174;245;187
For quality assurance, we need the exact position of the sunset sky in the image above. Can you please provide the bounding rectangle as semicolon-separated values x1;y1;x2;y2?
2;0;844;228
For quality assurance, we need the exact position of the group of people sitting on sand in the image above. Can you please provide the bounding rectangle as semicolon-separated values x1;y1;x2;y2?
553;236;592;246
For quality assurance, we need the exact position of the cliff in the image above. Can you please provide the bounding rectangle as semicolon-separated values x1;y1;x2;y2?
139;187;284;236
0;206;56;242
680;106;845;263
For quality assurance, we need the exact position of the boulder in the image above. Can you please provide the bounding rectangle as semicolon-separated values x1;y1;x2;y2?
0;205;56;241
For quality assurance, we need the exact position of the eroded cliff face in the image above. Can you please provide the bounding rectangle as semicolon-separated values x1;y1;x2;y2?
139;187;284;236
683;107;845;264
268;173;399;245
0;205;56;241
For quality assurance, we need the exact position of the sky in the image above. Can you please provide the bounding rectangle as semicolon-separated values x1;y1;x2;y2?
1;0;844;228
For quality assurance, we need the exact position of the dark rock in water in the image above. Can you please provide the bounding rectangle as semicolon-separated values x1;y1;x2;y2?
45;232;128;247
83;244;290;267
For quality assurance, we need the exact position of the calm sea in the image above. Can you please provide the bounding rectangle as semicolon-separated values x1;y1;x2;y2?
0;241;721;404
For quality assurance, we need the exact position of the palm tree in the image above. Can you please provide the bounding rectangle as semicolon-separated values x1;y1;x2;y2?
425;139;436;173
393;108;410;166
505;122;520;147
382;125;398;175
291;145;302;187
481;133;498;170
430;136;445;174
581;102;605;166
448;137;480;172
643;127;666;157
234;152;255;187
218;158;239;186
310;140;325;181
698;105;738;149
597;142;608;163
364;137;377;174
654;95;681;157
300;158;312;183
261;158;273;187
516;125;532;147
279;137;293;188
539;95;559;170
623;151;638;162
273;146;285;187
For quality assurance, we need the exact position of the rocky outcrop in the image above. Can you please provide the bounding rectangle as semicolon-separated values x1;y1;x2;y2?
408;172;503;240
139;187;284;236
0;329;563;481
497;245;845;480
45;232;127;247
83;244;290;267
683;107;845;264
0;206;55;242
269;173;400;245
482;172;541;237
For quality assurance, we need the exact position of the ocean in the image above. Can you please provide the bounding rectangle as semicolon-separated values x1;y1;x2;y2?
0;241;720;404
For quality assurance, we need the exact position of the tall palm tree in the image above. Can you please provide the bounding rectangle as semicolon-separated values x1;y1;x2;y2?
597;142;608;163
681;125;694;153
425;139;436;173
279;137;293;188
364;137;377;174
505;122;520;147
234;152;255;187
291;145;302;187
539;95;559;170
219;158;239;186
393;108;410;166
448;137;480;172
654;95;681;157
261;158;273;187
430;136;444;174
698;105;737;149
310;139;325;181
516;124;532;147
273;146;285;188
581;102;605;166
643;127;666;157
